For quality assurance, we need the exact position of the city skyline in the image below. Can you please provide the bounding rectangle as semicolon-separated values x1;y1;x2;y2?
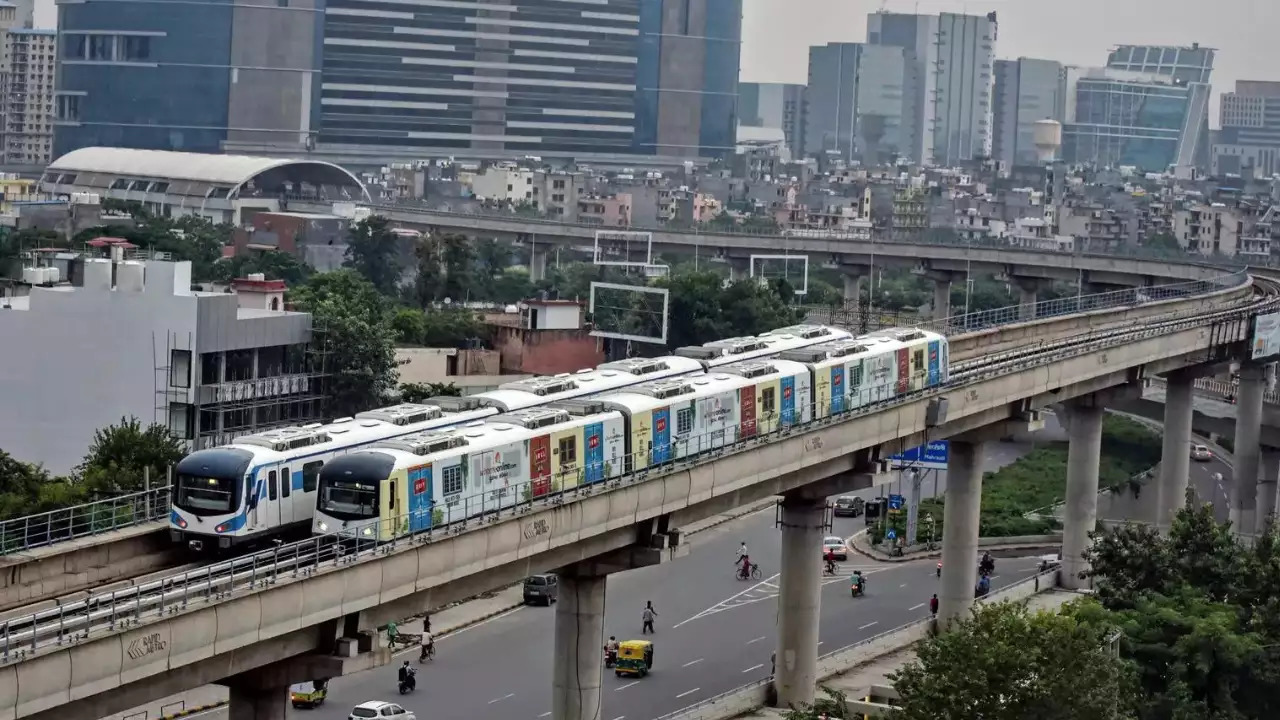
740;0;1271;127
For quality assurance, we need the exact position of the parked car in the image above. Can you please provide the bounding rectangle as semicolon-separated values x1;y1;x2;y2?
822;536;849;561
833;496;864;517
349;701;414;720
523;573;559;605
1191;444;1213;461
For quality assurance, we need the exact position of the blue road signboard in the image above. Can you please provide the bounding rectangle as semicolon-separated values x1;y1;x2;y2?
885;529;897;541
888;494;905;510
890;441;949;470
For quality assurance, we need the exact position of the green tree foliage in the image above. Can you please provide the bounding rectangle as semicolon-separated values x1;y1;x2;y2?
1077;503;1280;719
658;270;803;348
344;216;403;296
889;601;1137;720
72;210;231;283
211;250;313;286
399;382;462;402
290;270;399;416
413;233;481;305
77;417;185;495
0;450;83;520
439;233;475;303
781;687;854;720
393;306;491;348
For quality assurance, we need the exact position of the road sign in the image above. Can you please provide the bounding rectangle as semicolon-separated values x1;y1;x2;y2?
885;529;897;541
888;494;904;510
889;441;949;470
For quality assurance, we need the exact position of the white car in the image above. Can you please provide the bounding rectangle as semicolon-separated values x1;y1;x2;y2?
822;536;849;561
350;701;415;720
1190;444;1213;461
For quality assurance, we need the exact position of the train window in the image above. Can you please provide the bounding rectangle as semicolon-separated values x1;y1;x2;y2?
762;388;776;415
851;364;864;389
442;465;464;495
389;481;397;510
303;462;322;492
676;407;693;435
559;437;577;464
913;350;925;371
280;469;290;498
268;471;278;501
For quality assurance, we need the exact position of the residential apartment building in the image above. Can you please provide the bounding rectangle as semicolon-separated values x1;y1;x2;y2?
1213;80;1280;179
992;58;1066;170
3;28;55;164
1173;201;1250;257
0;258;325;474
56;0;743;162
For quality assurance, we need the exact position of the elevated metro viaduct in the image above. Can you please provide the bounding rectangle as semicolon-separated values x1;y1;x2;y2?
0;265;1274;720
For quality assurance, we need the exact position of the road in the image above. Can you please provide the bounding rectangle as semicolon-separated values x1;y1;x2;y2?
1189;447;1233;524
285;500;1044;720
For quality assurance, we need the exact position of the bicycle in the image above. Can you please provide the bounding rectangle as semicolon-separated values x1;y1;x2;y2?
418;639;435;663
737;562;762;581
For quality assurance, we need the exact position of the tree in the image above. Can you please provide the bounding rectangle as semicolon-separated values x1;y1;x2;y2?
420;307;489;347
0;450;83;520
290;270;399;416
890;601;1137;720
439;233;475;303
344;216;403;297
77;417;185;495
211;251;313;286
399;382;461;402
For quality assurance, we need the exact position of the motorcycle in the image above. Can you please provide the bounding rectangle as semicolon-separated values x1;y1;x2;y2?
398;670;417;695
850;577;866;598
604;647;617;669
936;562;942;578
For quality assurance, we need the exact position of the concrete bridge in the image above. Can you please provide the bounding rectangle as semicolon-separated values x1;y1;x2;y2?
0;260;1275;720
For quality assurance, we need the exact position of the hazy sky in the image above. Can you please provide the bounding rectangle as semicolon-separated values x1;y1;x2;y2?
742;0;1271;126
34;0;1268;126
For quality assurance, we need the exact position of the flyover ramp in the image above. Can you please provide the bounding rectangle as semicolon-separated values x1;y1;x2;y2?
0;287;1263;720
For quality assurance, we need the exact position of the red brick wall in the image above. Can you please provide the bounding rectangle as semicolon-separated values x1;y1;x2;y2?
491;327;604;375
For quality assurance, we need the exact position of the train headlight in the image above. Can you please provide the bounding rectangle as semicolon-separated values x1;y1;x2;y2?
361;526;374;536
317;521;329;533
176;517;188;529
215;523;228;533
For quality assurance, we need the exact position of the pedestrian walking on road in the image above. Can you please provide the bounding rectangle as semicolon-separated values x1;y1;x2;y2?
929;594;939;618
642;601;658;634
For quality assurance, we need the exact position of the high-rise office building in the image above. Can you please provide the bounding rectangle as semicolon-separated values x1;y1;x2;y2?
1213;80;1280;178
992;57;1066;170
1106;44;1214;84
55;0;741;162
2;27;55;165
802;43;906;163
738;81;805;154
867;10;995;166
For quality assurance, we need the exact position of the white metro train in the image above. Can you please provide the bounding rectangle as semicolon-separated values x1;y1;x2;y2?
168;324;852;552
311;328;949;543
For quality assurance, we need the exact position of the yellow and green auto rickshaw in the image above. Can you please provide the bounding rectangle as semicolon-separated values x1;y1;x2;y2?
289;680;328;709
614;640;654;678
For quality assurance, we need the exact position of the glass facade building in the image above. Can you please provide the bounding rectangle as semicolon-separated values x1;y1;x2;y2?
1063;77;1202;172
992;58;1065;169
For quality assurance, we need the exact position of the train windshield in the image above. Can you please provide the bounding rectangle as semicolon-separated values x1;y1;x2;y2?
319;479;379;520
175;473;239;515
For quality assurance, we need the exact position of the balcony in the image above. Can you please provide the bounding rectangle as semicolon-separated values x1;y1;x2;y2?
197;373;312;405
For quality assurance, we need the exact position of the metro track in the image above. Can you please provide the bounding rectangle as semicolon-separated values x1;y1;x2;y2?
1;275;1272;660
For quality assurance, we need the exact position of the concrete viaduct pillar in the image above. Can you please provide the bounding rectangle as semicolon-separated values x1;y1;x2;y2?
773;494;825;709
938;439;981;628
228;686;288;720
923;273;952;322
530;245;549;283
1012;277;1046;321
843;273;865;304
1158;370;1195;527
552;568;608;720
1259;448;1280;532
1231;363;1267;534
1061;396;1104;589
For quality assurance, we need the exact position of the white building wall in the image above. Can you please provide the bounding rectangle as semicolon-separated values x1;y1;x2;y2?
930;12;996;166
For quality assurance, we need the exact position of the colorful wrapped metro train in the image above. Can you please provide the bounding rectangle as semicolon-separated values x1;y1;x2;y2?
311;327;948;542
168;324;854;552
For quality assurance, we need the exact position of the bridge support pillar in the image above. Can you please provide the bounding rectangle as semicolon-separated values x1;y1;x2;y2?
552;569;607;720
1231;363;1267;534
773;494;825;709
1062;396;1104;589
843;273;865;303
939;440;981;628
1012;277;1045;321
1158;370;1195;527
530;246;549;283
931;277;951;322
228;685;288;720
1259;447;1280;532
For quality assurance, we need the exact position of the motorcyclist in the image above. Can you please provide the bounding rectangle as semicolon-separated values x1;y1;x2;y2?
977;574;991;596
979;551;994;575
604;636;619;667
936;561;942;578
852;570;865;595
398;661;416;692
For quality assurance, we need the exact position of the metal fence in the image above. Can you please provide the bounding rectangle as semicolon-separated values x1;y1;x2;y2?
0;487;170;556
0;288;1261;661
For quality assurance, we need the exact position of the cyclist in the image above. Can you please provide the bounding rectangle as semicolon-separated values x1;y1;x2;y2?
418;629;434;662
738;553;753;580
824;547;837;575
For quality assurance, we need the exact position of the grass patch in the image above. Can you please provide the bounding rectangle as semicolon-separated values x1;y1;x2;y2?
870;414;1161;543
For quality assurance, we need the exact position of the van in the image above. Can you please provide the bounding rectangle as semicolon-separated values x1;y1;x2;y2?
523;573;559;605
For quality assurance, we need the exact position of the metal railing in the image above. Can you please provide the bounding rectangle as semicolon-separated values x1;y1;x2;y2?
655;568;1061;720
0;284;1263;662
0;487;170;556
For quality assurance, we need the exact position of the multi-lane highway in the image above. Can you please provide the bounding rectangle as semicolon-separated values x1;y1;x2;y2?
282;499;1043;720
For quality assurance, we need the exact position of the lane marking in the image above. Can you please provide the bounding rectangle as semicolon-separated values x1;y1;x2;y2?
909;603;924;611
393;605;527;657
746;636;766;644
616;681;639;692
610;716;625;720
899;583;907;588
539;714;551;718
488;693;515;704
743;663;764;673
859;621;879;630
676;688;701;699
682;658;704;667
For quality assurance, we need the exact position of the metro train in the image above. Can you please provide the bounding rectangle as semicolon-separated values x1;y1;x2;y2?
168;324;853;552
311;328;949;543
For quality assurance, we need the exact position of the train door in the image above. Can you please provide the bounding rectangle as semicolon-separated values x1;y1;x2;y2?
780;375;796;427
247;474;261;530
813;366;832;420
740;386;757;438
651;407;672;464
830;365;846;415
927;340;941;387
264;468;281;529
530;434;552;497
583;422;605;484
895;348;910;395
409;465;433;533
848;360;863;409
